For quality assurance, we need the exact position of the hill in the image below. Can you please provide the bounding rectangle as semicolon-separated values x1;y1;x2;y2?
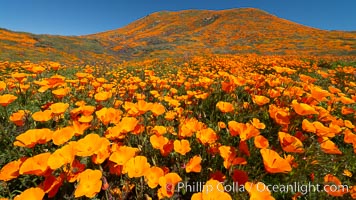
1;8;355;62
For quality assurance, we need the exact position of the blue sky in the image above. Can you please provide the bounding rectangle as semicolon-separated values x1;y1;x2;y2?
0;0;355;36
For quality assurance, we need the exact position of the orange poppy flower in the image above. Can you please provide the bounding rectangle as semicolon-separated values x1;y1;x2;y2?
310;86;330;101
12;72;28;82
164;111;176;121
324;174;348;197
254;135;269;149
9;110;28;126
81;105;96;116
251;118;265;129
78;115;93;123
150;103;166;116
41;174;64;198
218;121;226;129
19;152;51;176
63;159;86;183
95;107;122;125
196;128;218;144
313;121;336;138
0;94;17;107
157;173;182;198
13;187;45;200
278;132;304;153
14;128;53;148
0;81;6;91
48;142;77;170
344;120;355;129
118;117;139;133
339;96;355;104
74;169;102;198
268;104;290;126
145;166;164;189
123;156;151;178
302;119;316;133
219;145;247;169
341;106;355;115
185;155;202;173
32;110;53;122
228;121;260;141
173;139;191;155
137;100;153;114
0;157;27;181
292;100;318;116
216;101;234;113
252;95;270;106
92;137;111;164
49;102;69;115
150;135;169;151
75;133;103;157
94;91;112;102
109;146;139;165
72;120;90;136
191;179;232;200
151;125;167;135
260;149;292;173
245;182;275;200
318;137;342;154
122;101;140;116
52;126;75;146
52;87;70;99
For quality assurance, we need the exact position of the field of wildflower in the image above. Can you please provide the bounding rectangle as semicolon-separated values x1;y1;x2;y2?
0;55;355;200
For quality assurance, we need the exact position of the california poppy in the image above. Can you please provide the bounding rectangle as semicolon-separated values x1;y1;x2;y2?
0;157;27;181
48;142;77;170
254;135;269;149
122;156;151;178
196;128;218;144
157;173;182;198
278;132;304;153
0;94;17;107
185;155;202;173
13;187;45;200
252;95;270;106
32;110;53;122
324;174;348;197
228;121;260;141
9;110;28;126
145;166;164;189
91;137;111;164
49;102;69;115
14;128;53;148
245;182;275;200
52;126;75;146
173;139;191;155
150;135;169;151
75;133;103;157
191;179;232;200
292;100;318;116
19;152;51;176
74;169;102;198
251;118;265;129
41;174;64;198
216;101;234;113
150;103;166;116
109;146;139;166
260;149;292;173
94;91;112;102
318;137;342;154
